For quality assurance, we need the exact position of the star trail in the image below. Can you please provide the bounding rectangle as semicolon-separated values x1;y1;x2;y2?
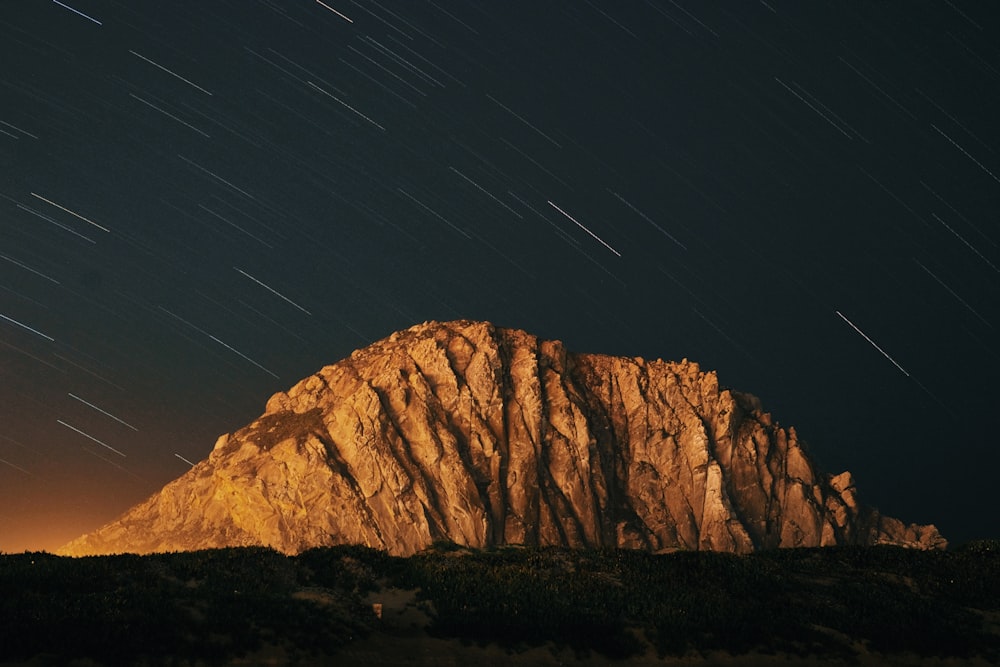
1;1;998;552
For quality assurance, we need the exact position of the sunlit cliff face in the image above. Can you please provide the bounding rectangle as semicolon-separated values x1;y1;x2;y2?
57;321;945;558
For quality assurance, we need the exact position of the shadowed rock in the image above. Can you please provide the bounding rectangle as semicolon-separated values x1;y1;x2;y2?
59;320;945;556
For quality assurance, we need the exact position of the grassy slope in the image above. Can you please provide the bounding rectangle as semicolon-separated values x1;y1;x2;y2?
1;542;997;665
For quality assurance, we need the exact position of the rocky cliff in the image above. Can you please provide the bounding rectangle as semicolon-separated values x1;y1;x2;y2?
59;320;945;556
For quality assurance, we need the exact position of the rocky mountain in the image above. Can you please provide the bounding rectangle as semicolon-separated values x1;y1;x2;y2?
59;320;945;557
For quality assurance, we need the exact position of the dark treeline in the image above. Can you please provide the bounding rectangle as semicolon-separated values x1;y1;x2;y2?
1;541;998;664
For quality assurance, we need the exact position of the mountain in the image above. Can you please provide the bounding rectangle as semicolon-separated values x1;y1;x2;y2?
59;320;945;556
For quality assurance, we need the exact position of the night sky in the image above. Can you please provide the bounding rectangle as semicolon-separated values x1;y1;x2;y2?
2;1;998;553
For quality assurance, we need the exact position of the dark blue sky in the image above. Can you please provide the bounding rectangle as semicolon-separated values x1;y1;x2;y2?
2;1;998;552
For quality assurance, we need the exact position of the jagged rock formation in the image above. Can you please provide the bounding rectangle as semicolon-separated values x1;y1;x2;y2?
59;320;945;557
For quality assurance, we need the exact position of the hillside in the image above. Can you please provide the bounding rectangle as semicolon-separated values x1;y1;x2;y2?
2;543;998;665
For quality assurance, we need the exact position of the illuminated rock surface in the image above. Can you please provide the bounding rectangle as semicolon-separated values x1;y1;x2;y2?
59;320;945;556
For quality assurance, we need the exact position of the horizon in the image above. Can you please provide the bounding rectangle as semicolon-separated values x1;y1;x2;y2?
3;319;990;555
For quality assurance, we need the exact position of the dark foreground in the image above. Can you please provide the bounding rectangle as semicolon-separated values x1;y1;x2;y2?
1;542;997;666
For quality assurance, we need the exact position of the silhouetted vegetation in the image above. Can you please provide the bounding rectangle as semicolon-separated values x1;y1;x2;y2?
2;541;998;664
0;546;375;665
395;542;1000;660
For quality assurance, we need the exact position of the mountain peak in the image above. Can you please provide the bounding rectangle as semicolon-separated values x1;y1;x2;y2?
59;320;945;556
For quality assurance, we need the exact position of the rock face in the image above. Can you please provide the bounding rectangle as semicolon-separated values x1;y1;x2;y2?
59;320;946;556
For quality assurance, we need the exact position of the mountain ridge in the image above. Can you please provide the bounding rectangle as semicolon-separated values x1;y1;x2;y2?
59;320;945;556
